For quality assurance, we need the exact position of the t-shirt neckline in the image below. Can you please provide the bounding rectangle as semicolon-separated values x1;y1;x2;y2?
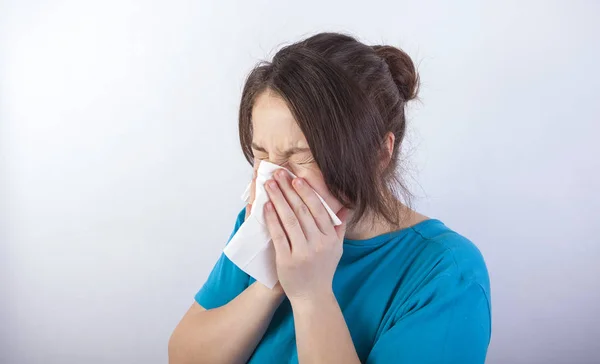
343;219;443;247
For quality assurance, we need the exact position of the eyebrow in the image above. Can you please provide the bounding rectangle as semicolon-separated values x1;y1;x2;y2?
251;142;311;158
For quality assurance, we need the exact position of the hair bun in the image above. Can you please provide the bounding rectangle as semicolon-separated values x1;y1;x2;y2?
372;45;419;102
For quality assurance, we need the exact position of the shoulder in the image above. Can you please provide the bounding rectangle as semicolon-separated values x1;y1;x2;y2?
409;219;489;290
394;219;491;329
370;221;492;362
389;219;491;321
394;220;492;335
413;221;492;350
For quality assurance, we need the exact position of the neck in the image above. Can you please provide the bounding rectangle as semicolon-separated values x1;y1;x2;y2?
344;203;428;240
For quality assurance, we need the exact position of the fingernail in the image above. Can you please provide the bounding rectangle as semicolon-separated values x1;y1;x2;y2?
277;170;287;179
293;178;304;187
266;202;273;211
267;180;278;190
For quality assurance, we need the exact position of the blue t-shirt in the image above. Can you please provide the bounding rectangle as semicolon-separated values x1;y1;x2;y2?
196;209;491;363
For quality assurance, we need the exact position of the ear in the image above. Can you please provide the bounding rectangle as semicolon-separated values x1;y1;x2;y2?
379;132;395;169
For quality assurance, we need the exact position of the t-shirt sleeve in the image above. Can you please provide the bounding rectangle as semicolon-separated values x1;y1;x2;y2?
366;256;491;364
194;208;250;310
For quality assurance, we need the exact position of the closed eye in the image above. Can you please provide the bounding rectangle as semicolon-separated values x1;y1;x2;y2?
294;157;315;165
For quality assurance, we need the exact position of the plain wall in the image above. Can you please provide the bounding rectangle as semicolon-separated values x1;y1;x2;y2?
1;1;599;363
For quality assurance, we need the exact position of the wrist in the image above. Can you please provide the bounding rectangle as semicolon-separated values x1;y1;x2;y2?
289;290;337;313
252;281;286;305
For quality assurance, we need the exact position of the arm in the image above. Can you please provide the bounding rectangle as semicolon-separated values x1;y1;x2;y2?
263;170;361;364
292;293;360;364
170;163;284;363
168;282;284;364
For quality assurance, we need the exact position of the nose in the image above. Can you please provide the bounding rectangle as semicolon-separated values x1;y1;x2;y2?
263;157;288;169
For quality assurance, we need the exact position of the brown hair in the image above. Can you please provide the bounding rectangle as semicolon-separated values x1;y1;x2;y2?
239;32;419;226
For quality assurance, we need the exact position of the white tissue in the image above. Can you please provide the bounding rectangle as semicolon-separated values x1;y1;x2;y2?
223;161;341;289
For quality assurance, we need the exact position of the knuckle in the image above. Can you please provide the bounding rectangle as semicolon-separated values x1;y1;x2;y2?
272;232;286;242
294;254;309;266
303;250;315;261
314;244;324;254
318;211;331;223
283;214;299;228
296;203;310;217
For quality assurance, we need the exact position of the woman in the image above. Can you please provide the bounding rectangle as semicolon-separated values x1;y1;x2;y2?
169;32;491;364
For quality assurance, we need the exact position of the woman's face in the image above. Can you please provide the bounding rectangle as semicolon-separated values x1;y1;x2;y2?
251;90;343;214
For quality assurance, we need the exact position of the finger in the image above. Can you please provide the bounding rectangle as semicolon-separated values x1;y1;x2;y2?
249;160;260;204
334;207;350;241
245;204;252;220
291;177;337;235
273;170;321;239
264;201;291;258
245;162;260;220
265;178;308;252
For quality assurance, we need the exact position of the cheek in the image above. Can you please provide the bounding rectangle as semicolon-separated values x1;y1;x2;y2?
294;168;343;213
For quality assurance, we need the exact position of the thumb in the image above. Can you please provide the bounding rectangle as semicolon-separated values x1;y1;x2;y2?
334;207;349;240
245;203;252;220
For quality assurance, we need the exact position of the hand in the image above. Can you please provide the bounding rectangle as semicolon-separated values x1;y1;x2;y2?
263;169;348;304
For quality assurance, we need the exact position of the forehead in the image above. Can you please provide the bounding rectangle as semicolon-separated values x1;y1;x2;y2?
251;90;308;150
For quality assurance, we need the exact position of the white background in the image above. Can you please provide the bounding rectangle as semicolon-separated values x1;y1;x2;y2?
1;1;599;363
